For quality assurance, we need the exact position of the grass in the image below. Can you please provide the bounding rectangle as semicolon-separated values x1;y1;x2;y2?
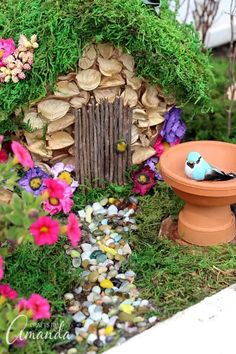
73;181;133;210
4;240;82;353
127;183;236;320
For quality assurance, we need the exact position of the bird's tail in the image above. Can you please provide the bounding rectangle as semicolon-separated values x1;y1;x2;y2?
205;169;236;181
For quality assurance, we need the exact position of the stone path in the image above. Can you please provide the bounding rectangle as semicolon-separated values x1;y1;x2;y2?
61;197;158;354
106;283;236;354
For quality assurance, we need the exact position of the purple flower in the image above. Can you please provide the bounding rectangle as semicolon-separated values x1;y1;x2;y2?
160;107;186;144
144;156;163;180
51;162;78;192
19;167;49;196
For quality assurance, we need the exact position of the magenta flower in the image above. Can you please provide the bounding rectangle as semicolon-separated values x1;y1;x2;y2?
27;294;51;320
43;180;73;215
132;166;157;196
0;38;16;67
160;107;186;144
17;294;51;320
29;216;60;246
0;256;4;280
66;213;82;248
0;284;18;300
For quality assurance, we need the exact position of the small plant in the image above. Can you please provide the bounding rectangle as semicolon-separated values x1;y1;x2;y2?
0;136;81;352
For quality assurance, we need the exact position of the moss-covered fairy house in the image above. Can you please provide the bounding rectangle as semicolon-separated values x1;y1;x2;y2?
0;0;213;184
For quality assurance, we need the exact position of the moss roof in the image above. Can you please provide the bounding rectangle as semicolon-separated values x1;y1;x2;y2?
0;0;213;127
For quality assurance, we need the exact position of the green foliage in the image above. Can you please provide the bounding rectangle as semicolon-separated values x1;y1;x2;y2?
4;240;81;312
0;0;213;132
128;182;236;319
0;300;36;353
183;57;236;142
73;182;133;210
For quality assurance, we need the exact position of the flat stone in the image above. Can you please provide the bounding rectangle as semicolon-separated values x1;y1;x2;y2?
100;198;108;206
72;258;81;268
92;202;102;212
73;311;86;322
107;205;118;216
85;205;93;223
64;293;74;301
88;271;99;282
67;348;77;354
81;243;92;252
78;210;86;219
92;286;101;294
87;333;97;345
74;286;82;294
148;315;157;324
100;279;114;289
71;250;81;258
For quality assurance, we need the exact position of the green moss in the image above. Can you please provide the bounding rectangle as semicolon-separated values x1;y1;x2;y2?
127;183;236;319
0;0;212;132
4;240;82;312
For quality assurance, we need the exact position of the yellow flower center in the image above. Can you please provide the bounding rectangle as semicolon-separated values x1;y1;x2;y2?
49;197;60;206
0;49;4;60
40;226;48;233
58;171;73;185
0;295;6;305
163;142;170;152
137;174;149;184
29;177;42;191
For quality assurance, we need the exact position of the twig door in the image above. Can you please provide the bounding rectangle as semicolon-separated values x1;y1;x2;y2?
75;97;132;187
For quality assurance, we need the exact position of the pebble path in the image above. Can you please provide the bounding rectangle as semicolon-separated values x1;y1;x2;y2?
61;197;157;354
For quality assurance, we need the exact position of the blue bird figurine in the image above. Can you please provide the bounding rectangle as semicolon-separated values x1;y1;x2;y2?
185;151;236;181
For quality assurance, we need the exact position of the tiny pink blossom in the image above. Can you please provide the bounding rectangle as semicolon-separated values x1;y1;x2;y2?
18;72;26;80
43;180;73;215
27;294;51;320
0;284;18;300
0;38;16;67
11;141;34;168
67;213;82;248
0;256;4;280
17;298;29;312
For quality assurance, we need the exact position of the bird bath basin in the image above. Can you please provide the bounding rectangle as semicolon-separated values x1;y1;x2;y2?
159;141;236;246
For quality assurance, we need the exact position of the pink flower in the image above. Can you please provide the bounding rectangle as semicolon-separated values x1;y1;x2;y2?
0;284;18;300
29;216;60;246
43;180;73;215
0;135;4;144
17;298;29;312
67;213;81;248
132;166;157;196
153;136;170;157
0;38;16;67
27;294;51;320
11;141;34;169
0;149;8;163
17;294;51;320
0;256;4;280
44;178;66;199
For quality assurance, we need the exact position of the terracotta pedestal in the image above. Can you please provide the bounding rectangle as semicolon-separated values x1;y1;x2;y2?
160;141;236;246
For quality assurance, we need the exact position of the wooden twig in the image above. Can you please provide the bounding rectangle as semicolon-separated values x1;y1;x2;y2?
104;99;110;182
108;101;114;182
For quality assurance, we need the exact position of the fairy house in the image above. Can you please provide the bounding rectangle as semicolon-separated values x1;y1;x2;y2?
0;0;212;186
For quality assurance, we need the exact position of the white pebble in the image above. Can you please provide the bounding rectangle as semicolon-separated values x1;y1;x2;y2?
87;333;97;345
81;243;92;252
73;311;86;322
107;205;118;216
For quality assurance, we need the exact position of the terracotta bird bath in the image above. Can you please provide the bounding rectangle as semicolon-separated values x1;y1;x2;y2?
159;141;236;246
